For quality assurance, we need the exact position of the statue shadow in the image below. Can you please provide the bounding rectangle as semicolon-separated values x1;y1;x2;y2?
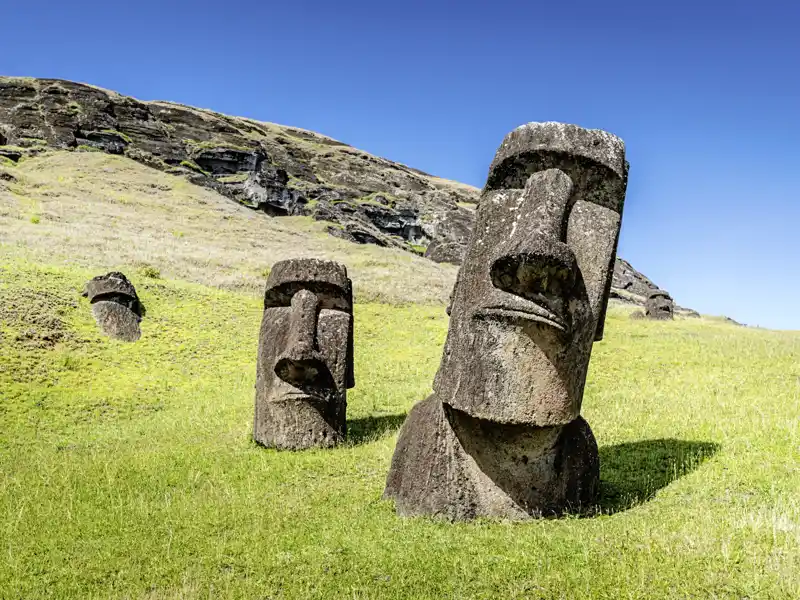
596;438;719;514
348;414;407;445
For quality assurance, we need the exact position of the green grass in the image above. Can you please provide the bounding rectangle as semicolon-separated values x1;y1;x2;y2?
2;254;800;598
179;160;210;176
217;173;250;184
0;145;28;154
100;129;133;144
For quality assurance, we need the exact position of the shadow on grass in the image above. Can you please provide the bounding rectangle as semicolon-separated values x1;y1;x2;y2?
348;414;407;445
597;438;719;514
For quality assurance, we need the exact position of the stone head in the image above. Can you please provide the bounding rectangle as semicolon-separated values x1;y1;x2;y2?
84;271;142;314
645;289;674;320
254;258;354;448
434;122;628;427
83;271;143;342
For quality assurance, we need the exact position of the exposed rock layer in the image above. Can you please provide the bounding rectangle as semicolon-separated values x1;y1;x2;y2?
0;76;476;255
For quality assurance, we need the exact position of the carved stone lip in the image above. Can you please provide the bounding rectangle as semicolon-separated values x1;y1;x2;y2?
473;305;568;332
273;391;327;404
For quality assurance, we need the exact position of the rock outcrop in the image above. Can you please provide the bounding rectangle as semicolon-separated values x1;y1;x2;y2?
0;76;477;255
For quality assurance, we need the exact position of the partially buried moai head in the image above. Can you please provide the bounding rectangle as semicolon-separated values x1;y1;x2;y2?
253;258;354;450
83;271;144;342
645;289;674;320
434;122;628;427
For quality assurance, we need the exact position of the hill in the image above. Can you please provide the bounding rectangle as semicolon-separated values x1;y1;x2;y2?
0;76;476;259
0;76;675;309
0;151;456;305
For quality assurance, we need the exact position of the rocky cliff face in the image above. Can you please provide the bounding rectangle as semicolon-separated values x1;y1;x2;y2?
0;76;674;308
0;77;477;255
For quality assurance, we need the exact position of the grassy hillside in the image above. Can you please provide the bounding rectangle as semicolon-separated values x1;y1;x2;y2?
1;152;800;599
0;151;457;304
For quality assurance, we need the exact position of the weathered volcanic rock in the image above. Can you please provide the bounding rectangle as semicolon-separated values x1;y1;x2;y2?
90;301;142;342
610;260;696;316
612;257;658;298
254;258;355;450
645;289;675;320
0;77;477;254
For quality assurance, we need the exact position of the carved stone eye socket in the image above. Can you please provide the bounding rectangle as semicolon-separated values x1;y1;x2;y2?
263;282;351;312
490;253;577;301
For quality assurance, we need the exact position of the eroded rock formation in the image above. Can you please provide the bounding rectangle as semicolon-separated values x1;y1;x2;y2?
253;259;354;450
0;77;475;255
384;122;629;520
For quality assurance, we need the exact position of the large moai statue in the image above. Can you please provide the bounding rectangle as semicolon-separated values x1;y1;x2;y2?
83;272;144;342
254;258;355;450
384;122;629;520
645;289;674;320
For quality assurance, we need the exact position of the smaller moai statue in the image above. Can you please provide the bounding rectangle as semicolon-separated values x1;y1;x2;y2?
645;289;674;320
254;258;355;450
83;272;143;341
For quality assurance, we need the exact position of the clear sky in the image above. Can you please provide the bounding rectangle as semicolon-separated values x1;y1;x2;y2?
2;0;799;328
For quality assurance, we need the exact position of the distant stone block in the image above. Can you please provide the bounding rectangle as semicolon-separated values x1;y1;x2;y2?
83;272;143;342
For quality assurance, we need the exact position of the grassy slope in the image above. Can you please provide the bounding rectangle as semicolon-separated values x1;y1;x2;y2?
0;151;457;305
1;153;800;599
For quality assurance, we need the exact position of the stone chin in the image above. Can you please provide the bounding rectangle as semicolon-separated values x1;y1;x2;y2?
434;313;588;427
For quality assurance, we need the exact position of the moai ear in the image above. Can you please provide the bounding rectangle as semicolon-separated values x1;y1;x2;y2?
345;282;355;389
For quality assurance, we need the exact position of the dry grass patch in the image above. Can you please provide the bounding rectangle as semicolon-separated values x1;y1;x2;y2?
0;151;457;304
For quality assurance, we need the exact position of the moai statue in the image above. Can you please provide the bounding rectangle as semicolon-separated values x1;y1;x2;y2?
645;289;674;320
83;272;143;342
254;258;355;450
384;122;629;520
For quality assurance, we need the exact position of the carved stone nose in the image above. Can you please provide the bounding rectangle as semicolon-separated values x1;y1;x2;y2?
517;168;573;243
274;289;327;387
490;169;578;300
490;242;577;300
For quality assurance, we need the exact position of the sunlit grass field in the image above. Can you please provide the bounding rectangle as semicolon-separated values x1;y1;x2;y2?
2;253;799;599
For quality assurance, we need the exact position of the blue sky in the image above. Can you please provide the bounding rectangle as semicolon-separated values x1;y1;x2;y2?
3;0;799;328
